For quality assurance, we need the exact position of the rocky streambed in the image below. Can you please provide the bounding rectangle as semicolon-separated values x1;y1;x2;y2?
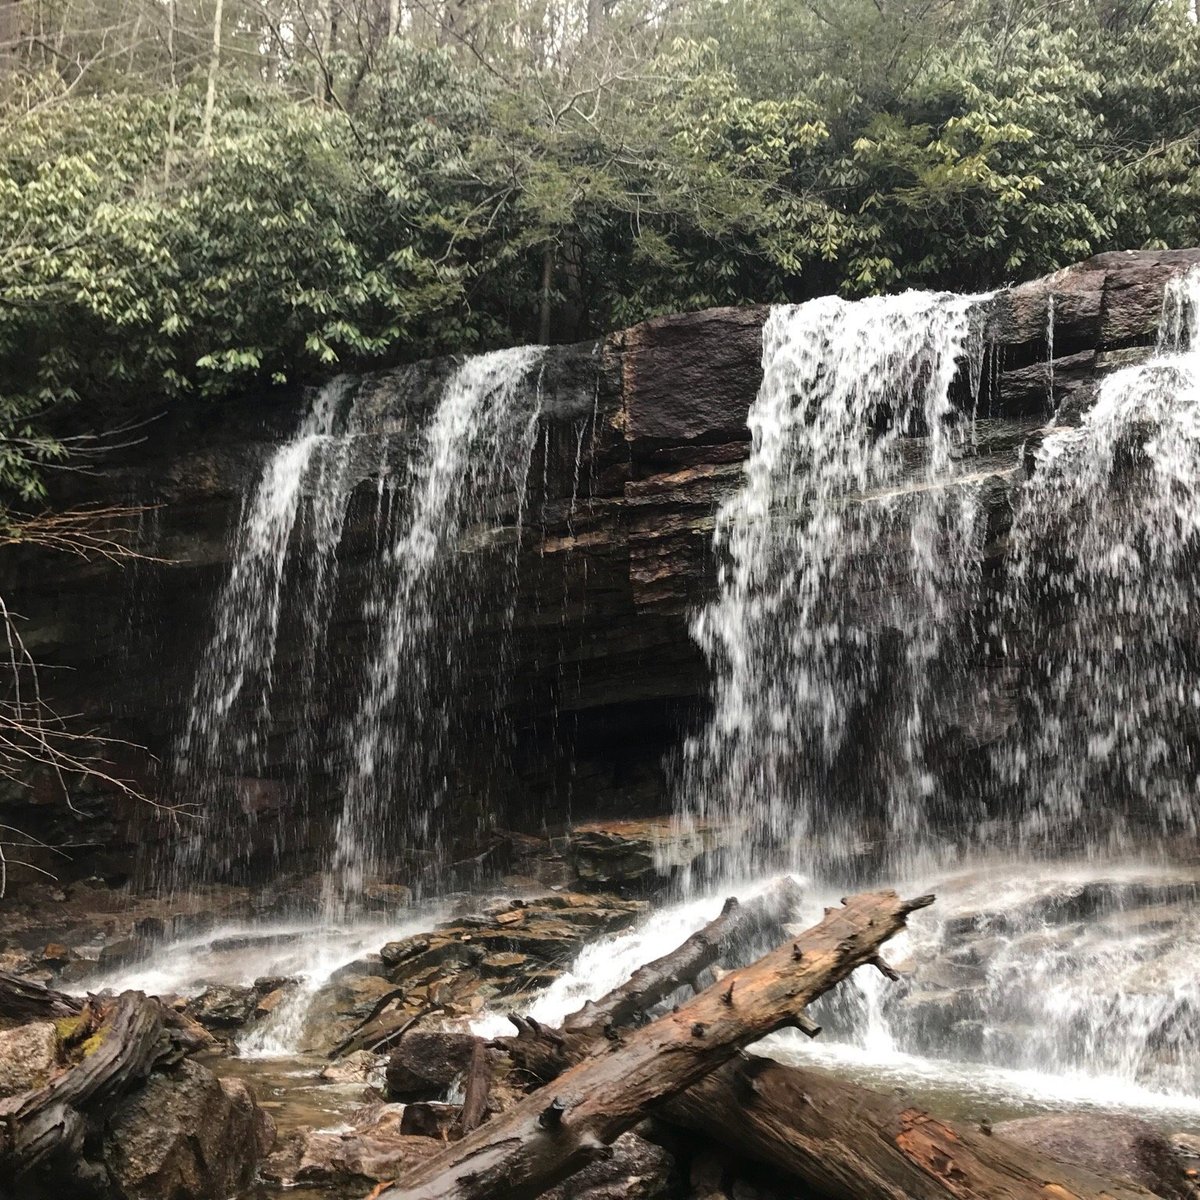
6;825;1200;1199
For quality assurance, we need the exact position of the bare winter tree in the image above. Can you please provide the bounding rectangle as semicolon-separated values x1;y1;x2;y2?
0;504;166;896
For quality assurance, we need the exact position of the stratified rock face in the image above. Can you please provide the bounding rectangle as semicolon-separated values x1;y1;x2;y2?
2;249;1198;884
568;818;723;889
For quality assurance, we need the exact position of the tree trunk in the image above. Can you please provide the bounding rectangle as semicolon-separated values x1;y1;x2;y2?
663;1056;1160;1200
503;876;803;1082
538;243;555;345
450;1038;491;1139
437;0;469;47
373;889;932;1200
0;992;179;1177
0;0;21;73
0;971;81;1023
585;0;605;40
164;0;178;183
201;0;224;150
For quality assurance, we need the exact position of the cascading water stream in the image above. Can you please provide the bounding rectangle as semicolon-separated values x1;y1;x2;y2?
995;265;1200;853
677;291;989;884
639;266;1200;1110
150;268;1200;1105
173;376;361;884
486;268;1200;1115
156;346;548;1055
327;345;545;912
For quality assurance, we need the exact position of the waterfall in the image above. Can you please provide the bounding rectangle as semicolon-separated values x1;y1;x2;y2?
647;269;1200;1107
173;376;361;883
678;291;989;884
996;264;1200;853
173;344;546;901
328;345;546;908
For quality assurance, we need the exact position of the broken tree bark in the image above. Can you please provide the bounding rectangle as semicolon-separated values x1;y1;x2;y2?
450;1038;491;1140
0;990;181;1178
503;875;803;1082
0;970;83;1022
374;888;932;1200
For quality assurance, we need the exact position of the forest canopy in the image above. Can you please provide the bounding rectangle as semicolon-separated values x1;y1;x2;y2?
1;0;1199;496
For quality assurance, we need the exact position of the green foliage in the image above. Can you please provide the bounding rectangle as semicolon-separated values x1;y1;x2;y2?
2;0;1200;500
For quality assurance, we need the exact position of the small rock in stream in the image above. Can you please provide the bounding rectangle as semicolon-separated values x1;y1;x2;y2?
385;1030;478;1101
264;1102;440;1187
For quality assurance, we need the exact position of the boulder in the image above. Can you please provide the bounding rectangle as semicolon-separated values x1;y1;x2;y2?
103;1058;274;1200
617;306;766;450
400;1100;462;1138
302;973;403;1055
993;1113;1194;1200
385;1030;477;1101
185;983;258;1030
0;1020;59;1097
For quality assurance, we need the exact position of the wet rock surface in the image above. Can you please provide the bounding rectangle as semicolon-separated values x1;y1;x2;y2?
856;868;1200;1095
6;251;1200;886
103;1059;275;1200
568;817;723;889
994;1113;1197;1200
0;1020;59;1096
263;1100;441;1189
384;1030;477;1100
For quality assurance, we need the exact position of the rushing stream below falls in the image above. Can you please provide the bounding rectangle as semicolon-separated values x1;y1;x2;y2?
39;259;1200;1195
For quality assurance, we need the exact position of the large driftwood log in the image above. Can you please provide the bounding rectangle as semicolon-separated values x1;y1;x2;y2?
374;888;931;1200
450;1038;491;1140
664;1056;1161;1200
491;897;1163;1200
503;875;803;1082
0;990;179;1177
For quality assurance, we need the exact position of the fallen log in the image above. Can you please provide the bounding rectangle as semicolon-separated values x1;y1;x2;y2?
0;971;83;1023
492;895;1163;1200
664;1056;1161;1200
450;1038;491;1140
503;875;803;1082
373;888;931;1200
564;875;803;1037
